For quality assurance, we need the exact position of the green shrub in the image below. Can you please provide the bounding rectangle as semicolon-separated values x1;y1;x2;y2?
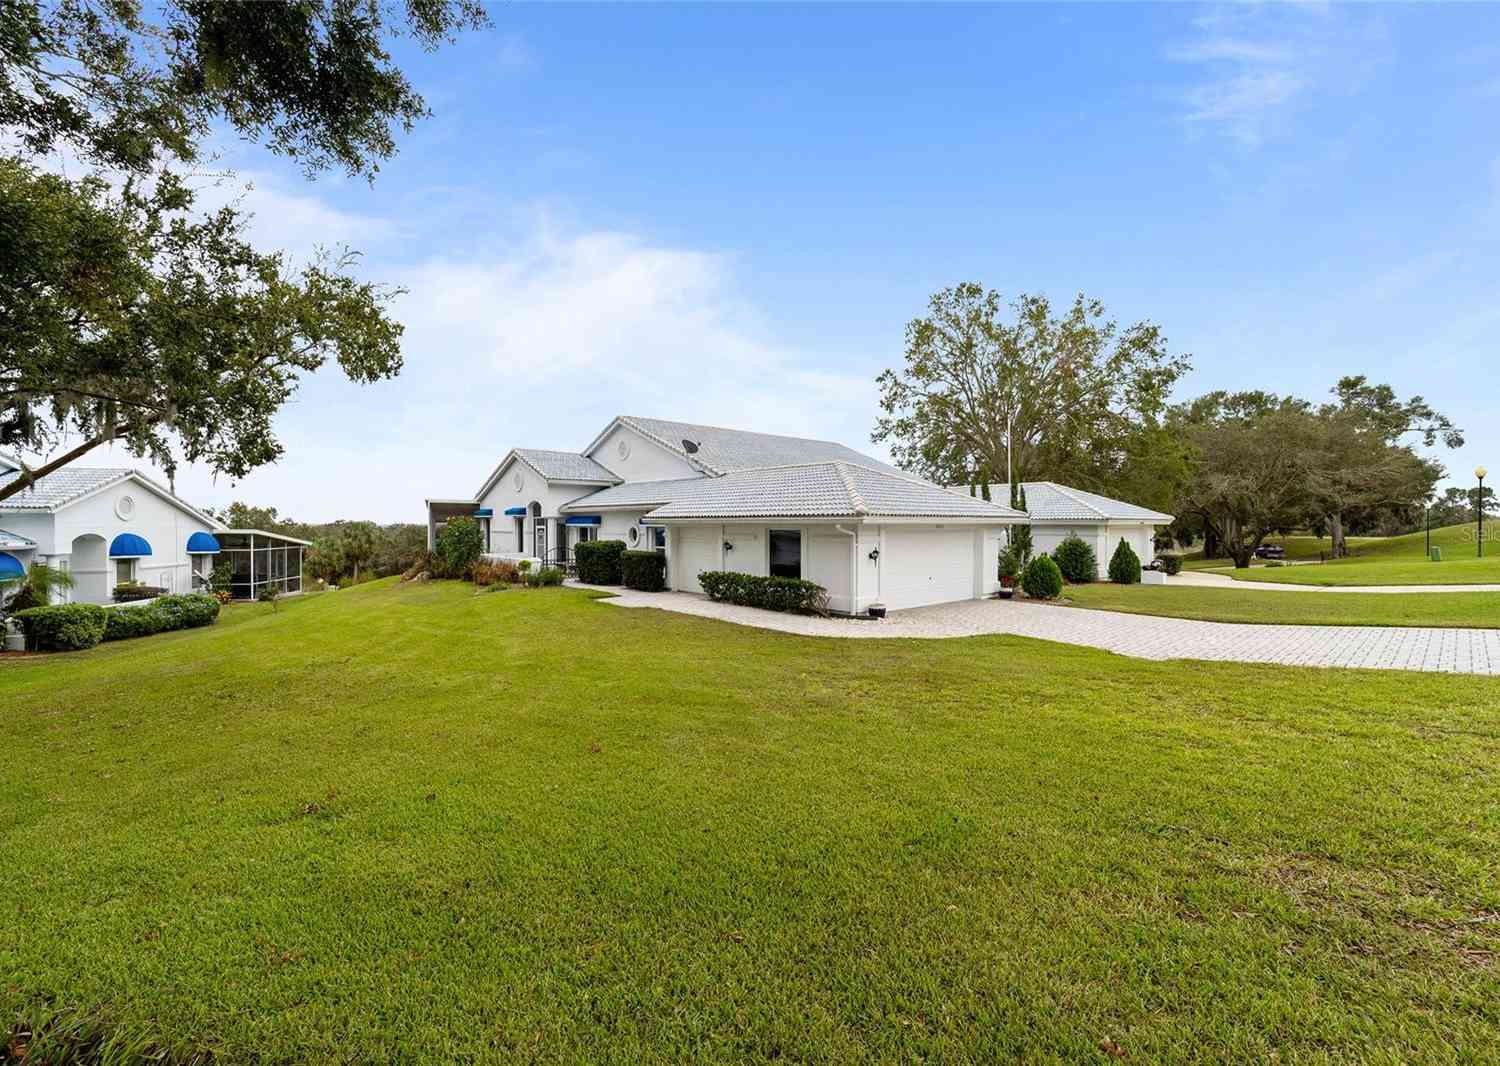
436;516;484;579
1108;538;1142;584
1052;534;1097;584
697;571;829;614
1021;555;1063;600
13;603;108;651
525;567;564;588
210;560;232;594
997;546;1020;584
112;583;167;602
1159;555;1183;576
622;550;667;592
575;539;626;584
1009;524;1034;565
102;594;220;643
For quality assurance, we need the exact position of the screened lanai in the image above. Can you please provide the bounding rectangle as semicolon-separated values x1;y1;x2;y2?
217;529;312;600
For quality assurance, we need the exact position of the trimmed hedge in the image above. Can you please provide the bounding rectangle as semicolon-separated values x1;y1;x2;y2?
103;593;221;643
113;584;167;603
1159;554;1183;576
697;571;829;614
1021;555;1064;600
575;539;626;584
1108;538;1142;585
12;603;108;651
622;550;667;592
1052;534;1097;584
525;567;565;588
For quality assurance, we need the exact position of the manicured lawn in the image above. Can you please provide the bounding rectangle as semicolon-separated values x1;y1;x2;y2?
5;580;1500;1063
1063;583;1500;628
1229;556;1500;586
1180;524;1500;585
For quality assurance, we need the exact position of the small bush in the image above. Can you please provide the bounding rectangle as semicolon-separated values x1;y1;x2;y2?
622;550;667;592
471;559;503;586
13;603;108;651
1021;555;1063;600
258;584;280;610
525;567;565;588
1009;525;1034;565
436;516;484;579
697;571;829;614
1159;555;1183;576
575;539;626;584
214;589;233;605
113;583;167;603
210;561;232;594
1108;538;1142;584
997;546;1020;585
1052;534;1097;584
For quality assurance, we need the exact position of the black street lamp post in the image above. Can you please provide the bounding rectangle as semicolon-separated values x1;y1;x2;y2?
1479;466;1489;560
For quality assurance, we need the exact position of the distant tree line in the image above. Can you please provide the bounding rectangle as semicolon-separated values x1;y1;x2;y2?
203;502;425;585
877;284;1469;569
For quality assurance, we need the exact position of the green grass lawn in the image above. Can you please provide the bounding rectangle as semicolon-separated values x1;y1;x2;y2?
5;580;1500;1063
1179;523;1500;585
1063;583;1500;627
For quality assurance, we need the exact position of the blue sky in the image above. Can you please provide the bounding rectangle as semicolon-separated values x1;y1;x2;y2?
120;3;1500;522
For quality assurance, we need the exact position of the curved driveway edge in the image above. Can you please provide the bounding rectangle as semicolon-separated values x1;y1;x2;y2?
577;585;1500;675
1168;571;1500;594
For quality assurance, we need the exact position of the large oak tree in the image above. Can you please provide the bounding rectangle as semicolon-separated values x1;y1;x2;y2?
0;0;488;500
872;283;1192;511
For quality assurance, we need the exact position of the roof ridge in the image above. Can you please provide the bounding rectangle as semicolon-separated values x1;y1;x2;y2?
620;415;848;447
1035;481;1110;519
833;462;868;515
616;416;726;476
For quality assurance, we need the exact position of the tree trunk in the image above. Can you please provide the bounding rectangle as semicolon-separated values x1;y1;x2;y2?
1202;527;1220;559
1328;511;1347;558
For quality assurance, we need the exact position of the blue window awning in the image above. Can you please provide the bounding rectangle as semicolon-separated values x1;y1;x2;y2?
473;508;494;518
503;506;527;516
109;533;152;558
186;531;221;554
564;515;601;526
0;552;23;579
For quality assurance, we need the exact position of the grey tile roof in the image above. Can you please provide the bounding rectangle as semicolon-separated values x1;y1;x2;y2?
0;527;36;548
615;416;903;477
0;466;132;510
976;482;1174;523
560;477;708;511
514;449;620;483
640;463;1028;521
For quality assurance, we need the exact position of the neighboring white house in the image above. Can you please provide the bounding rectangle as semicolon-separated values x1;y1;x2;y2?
964;482;1173;579
427;416;1028;614
0;455;310;604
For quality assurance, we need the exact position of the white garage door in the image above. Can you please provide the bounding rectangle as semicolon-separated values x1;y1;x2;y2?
880;528;976;609
675;527;722;594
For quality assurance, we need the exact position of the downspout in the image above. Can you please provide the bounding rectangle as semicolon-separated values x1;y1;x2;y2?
834;523;859;616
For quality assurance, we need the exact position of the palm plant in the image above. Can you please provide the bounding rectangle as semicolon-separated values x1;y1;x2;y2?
1;562;75;614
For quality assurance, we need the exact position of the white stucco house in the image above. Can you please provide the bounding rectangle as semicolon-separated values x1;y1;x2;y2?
0;455;310;604
964;482;1174;579
427;416;1028;614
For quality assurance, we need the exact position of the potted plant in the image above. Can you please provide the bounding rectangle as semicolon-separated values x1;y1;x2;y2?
867;602;887;619
996;547;1019;600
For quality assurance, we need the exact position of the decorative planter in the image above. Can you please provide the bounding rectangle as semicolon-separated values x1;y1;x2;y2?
3;621;25;653
867;604;887;619
997;588;1015;600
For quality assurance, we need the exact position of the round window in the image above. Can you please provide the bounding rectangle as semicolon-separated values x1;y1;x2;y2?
617;439;631;460
114;494;136;521
627;526;639;545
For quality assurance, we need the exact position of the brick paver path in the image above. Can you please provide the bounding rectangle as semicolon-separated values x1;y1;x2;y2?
578;586;1500;675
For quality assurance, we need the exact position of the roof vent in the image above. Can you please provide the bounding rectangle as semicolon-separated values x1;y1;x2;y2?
682;439;699;454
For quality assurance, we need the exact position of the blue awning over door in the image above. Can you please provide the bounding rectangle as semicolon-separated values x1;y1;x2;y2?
473;508;493;517
186;531;221;553
564;515;601;526
109;533;152;558
0;552;23;578
503;506;527;516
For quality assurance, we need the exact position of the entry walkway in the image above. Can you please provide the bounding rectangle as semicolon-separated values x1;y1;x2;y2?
574;584;1500;675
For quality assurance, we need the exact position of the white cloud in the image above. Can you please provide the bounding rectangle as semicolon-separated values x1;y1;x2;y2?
93;212;884;523
1168;6;1389;149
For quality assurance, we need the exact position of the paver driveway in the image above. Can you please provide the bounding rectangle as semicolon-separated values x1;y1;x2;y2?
582;586;1500;675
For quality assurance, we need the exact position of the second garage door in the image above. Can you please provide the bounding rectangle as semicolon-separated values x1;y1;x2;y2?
674;526;721;594
880;528;976;609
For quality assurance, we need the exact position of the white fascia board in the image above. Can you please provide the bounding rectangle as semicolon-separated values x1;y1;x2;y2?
56;470;219;528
